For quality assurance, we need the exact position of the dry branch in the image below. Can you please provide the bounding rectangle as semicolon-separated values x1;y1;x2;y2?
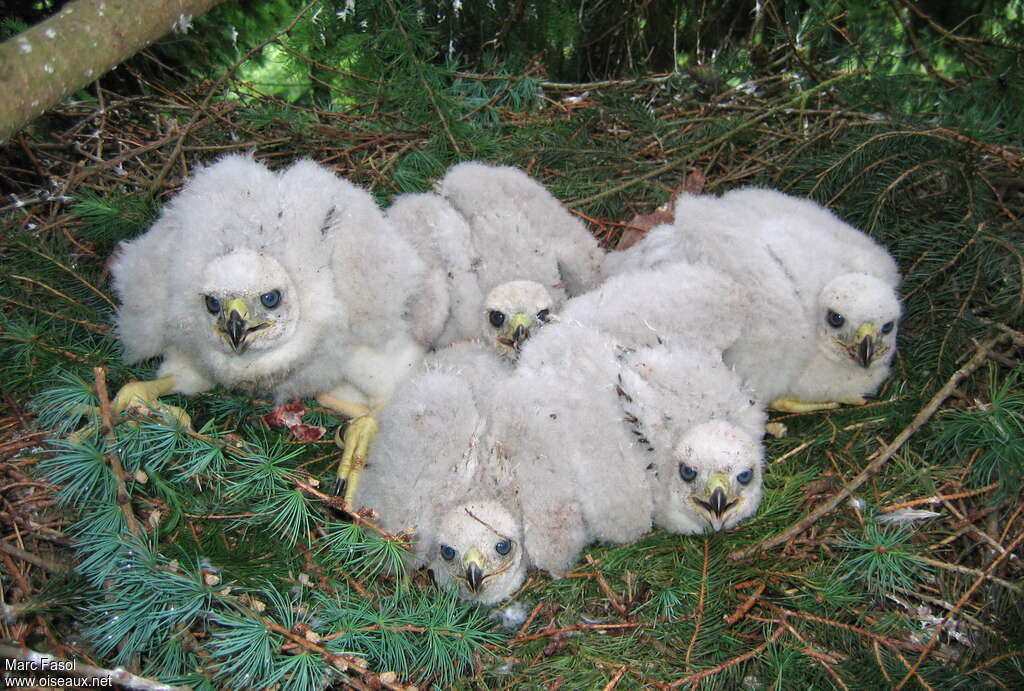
729;332;1010;562
0;0;228;142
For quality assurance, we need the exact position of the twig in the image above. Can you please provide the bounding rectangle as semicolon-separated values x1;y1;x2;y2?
916;555;1020;593
601;664;629;691
668;626;785;687
0;643;188;691
572;71;862;206
0;540;64;573
585;554;628;616
684;538;710;671
879;482;999;512
93;367;140;536
729;333;1009;561
895;529;1024;689
724;581;766;625
508;622;644;643
292;475;402;541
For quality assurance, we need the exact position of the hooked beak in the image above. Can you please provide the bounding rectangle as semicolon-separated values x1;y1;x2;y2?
464;548;485;592
223;298;250;351
693;473;738;519
854;323;878;368
219;297;270;352
497;313;534;353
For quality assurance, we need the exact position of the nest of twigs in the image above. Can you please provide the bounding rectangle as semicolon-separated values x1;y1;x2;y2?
2;27;1023;690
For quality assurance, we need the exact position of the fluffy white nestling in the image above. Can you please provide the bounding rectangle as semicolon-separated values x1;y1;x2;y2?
110;155;432;502
356;359;528;605
360;342;585;605
387;164;602;348
112;154;430;404
609;188;902;410
617;344;765;533
557;259;748;352
513;321;655;551
437;162;606;296
426;280;556;377
520;260;766;534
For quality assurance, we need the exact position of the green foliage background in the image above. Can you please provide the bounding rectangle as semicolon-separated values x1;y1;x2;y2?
1;0;1022;688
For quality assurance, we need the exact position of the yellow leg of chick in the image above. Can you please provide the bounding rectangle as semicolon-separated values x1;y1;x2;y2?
113;376;191;427
315;393;379;509
768;396;841;413
333;417;379;510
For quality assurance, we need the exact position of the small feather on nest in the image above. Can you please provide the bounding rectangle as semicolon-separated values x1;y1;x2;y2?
875;508;943;525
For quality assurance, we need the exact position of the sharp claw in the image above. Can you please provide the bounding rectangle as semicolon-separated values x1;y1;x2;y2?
334;476;347;497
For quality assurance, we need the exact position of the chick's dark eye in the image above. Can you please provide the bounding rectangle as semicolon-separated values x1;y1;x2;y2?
495;540;512;556
536;309;550;323
737;469;753;485
205;296;221;314
826;310;845;328
260;290;281;309
488;310;505;327
881;321;894;335
440;545;456;561
679;465;698;483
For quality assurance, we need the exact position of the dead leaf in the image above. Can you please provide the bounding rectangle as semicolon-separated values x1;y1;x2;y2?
613;167;706;251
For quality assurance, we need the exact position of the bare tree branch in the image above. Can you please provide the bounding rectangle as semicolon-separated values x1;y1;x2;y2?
0;0;228;143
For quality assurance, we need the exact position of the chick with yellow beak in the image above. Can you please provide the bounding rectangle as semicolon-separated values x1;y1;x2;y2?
462;548;488;593
432;501;525;605
483;280;554;360
770;275;900;414
654;421;764;535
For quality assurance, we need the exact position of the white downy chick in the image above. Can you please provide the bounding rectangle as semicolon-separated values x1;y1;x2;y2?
112;155;430;408
616;344;766;534
607;187;902;409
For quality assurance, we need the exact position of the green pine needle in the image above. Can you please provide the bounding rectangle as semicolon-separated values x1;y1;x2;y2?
836;521;932;595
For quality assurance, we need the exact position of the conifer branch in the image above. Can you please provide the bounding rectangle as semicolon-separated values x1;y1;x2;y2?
230;602;411;691
886;0;956;86
149;0;322;193
729;332;1010;562
382;0;461;156
895;528;1024;689
669;625;785;687
571;71;862;207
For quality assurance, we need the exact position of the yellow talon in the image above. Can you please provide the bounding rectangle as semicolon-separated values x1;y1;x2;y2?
112;376;191;427
333;416;379;509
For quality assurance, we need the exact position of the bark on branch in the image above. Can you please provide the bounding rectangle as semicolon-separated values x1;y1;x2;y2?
0;0;228;143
